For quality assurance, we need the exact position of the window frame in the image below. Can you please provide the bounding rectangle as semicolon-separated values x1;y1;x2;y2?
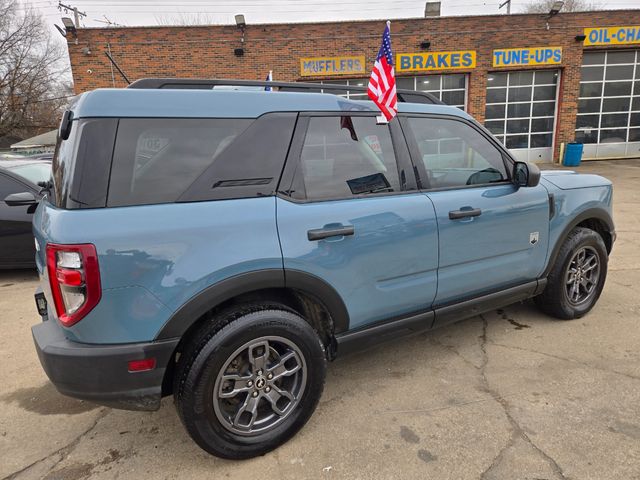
277;111;418;203
398;113;516;192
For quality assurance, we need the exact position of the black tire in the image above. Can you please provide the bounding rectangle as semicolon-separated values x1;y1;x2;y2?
534;227;608;320
173;304;326;459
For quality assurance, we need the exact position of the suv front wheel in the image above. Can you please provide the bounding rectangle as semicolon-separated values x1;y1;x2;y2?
174;305;327;459
535;227;608;319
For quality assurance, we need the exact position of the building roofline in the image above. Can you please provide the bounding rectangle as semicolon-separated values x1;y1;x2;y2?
73;9;640;31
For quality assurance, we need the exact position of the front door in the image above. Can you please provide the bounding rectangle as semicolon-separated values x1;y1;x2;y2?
401;115;550;309
276;114;439;331
0;173;36;267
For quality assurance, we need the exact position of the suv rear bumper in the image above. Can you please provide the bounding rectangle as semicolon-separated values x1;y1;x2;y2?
32;319;179;411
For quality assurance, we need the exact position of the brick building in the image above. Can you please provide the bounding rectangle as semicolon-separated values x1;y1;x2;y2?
67;10;640;162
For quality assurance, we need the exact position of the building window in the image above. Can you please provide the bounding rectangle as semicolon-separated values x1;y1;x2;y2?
397;74;467;110
312;78;370;100
304;74;468;110
484;70;559;150
576;50;640;145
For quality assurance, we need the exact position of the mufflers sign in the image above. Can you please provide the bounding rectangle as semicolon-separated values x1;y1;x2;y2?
300;56;366;76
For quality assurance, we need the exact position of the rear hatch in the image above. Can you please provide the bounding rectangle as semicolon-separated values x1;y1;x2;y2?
33;104;117;323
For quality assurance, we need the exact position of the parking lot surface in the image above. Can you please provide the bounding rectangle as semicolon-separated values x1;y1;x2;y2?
1;159;639;480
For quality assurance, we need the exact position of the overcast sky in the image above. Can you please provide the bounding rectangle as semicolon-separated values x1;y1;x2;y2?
15;0;640;85
20;0;640;29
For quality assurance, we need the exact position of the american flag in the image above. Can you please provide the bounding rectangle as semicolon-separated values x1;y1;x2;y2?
367;21;397;121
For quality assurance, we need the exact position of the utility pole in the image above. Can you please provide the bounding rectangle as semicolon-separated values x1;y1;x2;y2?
499;0;511;14
58;2;87;27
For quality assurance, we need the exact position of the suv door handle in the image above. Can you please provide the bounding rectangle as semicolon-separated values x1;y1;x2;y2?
449;208;482;220
307;225;355;241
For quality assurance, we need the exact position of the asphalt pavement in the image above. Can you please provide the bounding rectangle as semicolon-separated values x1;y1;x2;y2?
1;159;639;480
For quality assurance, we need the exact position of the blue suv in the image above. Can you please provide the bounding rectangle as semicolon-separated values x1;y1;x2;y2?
28;79;614;459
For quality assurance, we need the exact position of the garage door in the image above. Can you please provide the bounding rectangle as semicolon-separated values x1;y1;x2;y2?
306;74;468;110
576;50;640;160
484;70;560;163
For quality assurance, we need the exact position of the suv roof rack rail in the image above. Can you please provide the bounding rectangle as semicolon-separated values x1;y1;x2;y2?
127;78;444;105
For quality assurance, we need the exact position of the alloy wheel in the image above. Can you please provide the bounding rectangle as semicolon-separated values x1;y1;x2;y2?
213;336;307;436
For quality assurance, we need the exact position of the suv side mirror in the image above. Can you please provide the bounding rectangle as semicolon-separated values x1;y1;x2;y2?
513;161;541;188
4;191;38;207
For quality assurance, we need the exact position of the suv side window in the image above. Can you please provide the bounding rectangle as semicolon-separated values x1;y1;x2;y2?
108;118;251;207
291;116;402;201
405;117;509;189
0;173;28;198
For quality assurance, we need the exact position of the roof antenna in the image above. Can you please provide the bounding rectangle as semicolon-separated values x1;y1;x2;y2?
104;51;131;85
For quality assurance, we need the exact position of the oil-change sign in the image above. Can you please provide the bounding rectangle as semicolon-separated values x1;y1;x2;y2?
583;26;640;46
300;56;366;76
396;51;476;72
492;47;562;67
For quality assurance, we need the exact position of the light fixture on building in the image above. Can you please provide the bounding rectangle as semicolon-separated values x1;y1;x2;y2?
234;13;246;56
61;17;77;36
420;40;431;50
54;24;67;38
545;1;563;30
575;34;587;42
548;1;564;16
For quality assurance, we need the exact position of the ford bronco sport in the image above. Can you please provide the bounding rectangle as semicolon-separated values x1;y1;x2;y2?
25;79;614;459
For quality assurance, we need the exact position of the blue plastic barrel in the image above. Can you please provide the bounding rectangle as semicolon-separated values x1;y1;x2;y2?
563;143;584;167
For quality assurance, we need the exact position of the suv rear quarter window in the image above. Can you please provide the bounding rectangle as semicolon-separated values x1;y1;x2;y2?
108;118;251;207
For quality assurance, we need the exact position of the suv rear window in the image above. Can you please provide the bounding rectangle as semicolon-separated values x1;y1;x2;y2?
107;118;251;207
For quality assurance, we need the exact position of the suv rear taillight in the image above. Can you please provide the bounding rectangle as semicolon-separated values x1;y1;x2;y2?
46;244;101;327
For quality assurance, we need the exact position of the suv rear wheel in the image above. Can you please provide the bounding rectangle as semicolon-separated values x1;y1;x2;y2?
535;227;608;319
173;305;326;459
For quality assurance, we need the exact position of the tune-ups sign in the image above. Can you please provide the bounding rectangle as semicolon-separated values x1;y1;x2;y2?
492;47;562;67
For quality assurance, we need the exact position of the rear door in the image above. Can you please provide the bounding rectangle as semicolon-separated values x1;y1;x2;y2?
276;113;439;331
401;115;550;314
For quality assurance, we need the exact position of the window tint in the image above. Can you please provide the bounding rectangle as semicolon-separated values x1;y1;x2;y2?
108;118;251;206
293;116;401;201
406;117;509;188
9;164;51;185
179;113;297;202
0;174;26;198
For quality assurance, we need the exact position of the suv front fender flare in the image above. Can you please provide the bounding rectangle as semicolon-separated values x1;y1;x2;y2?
542;207;614;279
155;269;350;340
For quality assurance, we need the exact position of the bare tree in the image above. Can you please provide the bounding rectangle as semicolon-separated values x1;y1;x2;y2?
0;0;68;140
521;0;605;13
155;12;225;26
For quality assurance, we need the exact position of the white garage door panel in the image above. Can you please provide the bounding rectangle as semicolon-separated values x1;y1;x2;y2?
484;69;559;163
577;49;640;160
